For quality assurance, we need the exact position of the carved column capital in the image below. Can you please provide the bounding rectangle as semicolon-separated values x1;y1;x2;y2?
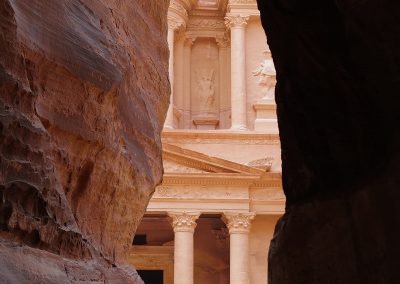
184;35;197;46
168;16;186;31
168;0;188;31
223;212;255;234
224;15;250;29
169;211;200;232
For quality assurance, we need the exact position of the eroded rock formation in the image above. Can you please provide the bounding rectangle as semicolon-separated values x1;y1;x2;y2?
257;0;400;283
0;0;169;282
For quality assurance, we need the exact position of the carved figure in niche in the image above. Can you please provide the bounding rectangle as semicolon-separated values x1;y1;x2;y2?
196;68;215;110
252;50;276;100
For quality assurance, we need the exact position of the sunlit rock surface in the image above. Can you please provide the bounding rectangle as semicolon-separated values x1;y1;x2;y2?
0;0;170;282
257;0;400;283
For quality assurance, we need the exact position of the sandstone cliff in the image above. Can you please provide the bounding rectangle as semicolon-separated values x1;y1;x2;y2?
0;0;170;282
257;0;400;283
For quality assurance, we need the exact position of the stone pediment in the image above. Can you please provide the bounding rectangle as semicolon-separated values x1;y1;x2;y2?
163;159;210;174
163;143;265;174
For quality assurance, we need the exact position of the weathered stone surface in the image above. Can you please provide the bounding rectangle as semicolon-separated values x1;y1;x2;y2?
0;0;169;282
0;239;144;283
257;0;400;283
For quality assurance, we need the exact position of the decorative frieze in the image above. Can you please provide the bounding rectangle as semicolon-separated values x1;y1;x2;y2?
168;211;201;232
189;18;226;30
154;185;249;199
223;212;255;233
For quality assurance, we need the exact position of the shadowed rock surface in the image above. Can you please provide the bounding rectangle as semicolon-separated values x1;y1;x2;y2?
0;0;169;282
257;0;400;283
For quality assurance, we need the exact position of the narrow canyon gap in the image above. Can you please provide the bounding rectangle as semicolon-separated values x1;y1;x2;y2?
0;0;169;282
256;0;400;283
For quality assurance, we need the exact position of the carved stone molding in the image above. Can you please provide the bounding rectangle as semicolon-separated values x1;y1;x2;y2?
189;18;226;30
154;185;249;199
229;0;256;4
225;15;250;28
247;157;274;171
161;131;281;144
223;212;255;233
216;36;230;48
168;211;201;232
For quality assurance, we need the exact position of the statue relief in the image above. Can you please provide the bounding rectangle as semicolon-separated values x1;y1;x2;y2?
196;68;216;110
252;50;276;100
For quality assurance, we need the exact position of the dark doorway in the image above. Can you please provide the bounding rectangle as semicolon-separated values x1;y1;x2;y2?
137;270;163;284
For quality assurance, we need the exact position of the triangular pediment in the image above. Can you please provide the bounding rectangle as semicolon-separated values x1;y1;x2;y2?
163;159;211;174
162;144;265;175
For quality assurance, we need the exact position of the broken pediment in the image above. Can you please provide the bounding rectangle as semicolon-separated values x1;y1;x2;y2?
163;159;210;174
162;143;266;174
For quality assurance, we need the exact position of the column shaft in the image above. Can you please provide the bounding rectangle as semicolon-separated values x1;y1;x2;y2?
217;38;230;129
174;231;194;284
183;37;195;129
169;212;200;284
227;16;249;130
223;212;255;284
230;232;250;284
164;27;175;129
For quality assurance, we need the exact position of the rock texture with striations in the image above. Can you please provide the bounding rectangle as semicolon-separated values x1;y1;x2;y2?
0;0;170;282
257;0;400;283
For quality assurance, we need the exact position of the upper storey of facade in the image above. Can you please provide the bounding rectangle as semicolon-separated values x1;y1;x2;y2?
165;0;278;132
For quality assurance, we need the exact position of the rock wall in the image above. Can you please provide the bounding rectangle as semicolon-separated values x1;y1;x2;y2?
0;0;170;282
256;0;400;283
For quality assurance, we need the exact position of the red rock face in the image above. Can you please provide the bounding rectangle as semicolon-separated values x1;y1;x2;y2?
257;0;400;283
0;0;169;282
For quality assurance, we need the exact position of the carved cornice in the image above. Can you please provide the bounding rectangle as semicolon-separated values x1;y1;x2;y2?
162;173;262;187
168;211;200;232
227;0;258;14
225;15;249;28
223;212;255;233
161;130;281;145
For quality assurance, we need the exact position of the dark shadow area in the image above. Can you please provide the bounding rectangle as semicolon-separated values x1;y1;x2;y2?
138;270;163;284
256;0;400;283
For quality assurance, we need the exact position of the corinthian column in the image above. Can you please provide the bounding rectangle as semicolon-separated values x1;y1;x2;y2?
169;211;200;284
223;212;255;284
183;36;196;129
164;21;179;129
225;15;249;130
164;0;188;129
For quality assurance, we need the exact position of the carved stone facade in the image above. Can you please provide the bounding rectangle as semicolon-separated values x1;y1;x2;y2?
131;1;282;284
164;0;277;131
